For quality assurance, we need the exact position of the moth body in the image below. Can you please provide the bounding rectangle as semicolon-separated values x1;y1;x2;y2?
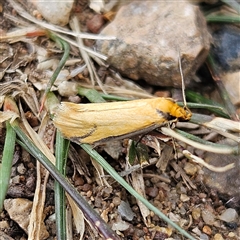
53;98;191;144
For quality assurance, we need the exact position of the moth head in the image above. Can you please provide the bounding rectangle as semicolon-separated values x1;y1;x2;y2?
175;106;192;120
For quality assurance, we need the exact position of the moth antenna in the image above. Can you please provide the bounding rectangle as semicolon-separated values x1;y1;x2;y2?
178;49;187;109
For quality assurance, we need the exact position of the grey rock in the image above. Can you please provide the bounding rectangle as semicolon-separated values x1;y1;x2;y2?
203;141;240;209
96;1;211;87
219;208;238;222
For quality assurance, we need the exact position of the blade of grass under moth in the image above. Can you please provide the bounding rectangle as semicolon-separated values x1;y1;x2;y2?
11;120;120;240
99;93;131;101
0;121;16;212
161;127;239;155
78;86;133;101
185;90;229;118
80;144;196;240
206;55;239;121
77;87;106;103
55;130;70;240
40;32;70;111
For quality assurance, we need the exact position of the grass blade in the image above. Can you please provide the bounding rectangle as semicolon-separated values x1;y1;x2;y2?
0;121;16;212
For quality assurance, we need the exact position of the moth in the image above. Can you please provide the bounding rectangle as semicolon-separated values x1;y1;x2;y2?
52;98;192;145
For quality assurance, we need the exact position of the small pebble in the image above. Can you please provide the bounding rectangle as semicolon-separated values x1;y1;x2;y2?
17;163;26;174
4;198;32;233
146;186;159;198
199;233;209;240
118;201;135;221
228;232;236;237
86;190;92;198
213;233;224;240
184;162;198;176
192;226;201;235
192;207;201;220
112;219;130;231
219;208;238;223
112;196;121;206
87;14;105;33
74;176;84;186
202;225;212;235
202;209;215;225
199;193;207;199
81;183;92;192
180;194;190;202
11;175;21;184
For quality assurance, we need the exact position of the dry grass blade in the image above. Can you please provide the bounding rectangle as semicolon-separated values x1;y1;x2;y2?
183;150;235;172
161;127;238;155
66;193;85;240
18;107;55;239
202;117;240;140
57;81;152;99
131;169;150;226
70;16;106;92
191;114;240;143
91;158;112;188
0;111;19;124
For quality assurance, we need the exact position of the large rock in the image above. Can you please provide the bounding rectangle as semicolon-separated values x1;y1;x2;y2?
203;141;240;209
96;1;211;87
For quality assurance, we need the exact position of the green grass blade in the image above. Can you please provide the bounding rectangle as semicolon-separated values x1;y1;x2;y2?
77;87;106;103
41;33;70;109
55;130;70;240
206;14;240;23
186;90;229;118
0;121;16;212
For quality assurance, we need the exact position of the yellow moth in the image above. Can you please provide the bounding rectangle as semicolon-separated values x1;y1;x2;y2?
53;98;191;145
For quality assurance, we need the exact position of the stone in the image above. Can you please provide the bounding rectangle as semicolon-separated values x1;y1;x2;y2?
210;26;240;105
184;162;198;176
203;141;240;208
118;201;135;221
4;198;49;239
30;0;74;26
219;208;238;223
221;71;240;105
202;225;212;235
112;219;130;231
202;208;216;225
192;207;201;220
211;26;240;71
4;198;32;233
96;1;211;87
213;233;224;240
